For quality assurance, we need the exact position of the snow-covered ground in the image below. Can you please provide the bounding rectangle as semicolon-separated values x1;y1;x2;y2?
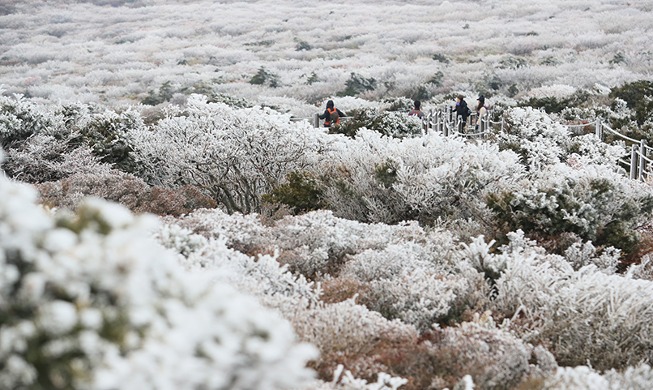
1;0;651;108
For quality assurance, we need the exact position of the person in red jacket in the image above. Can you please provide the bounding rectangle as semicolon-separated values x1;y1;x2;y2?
408;100;425;119
319;100;346;127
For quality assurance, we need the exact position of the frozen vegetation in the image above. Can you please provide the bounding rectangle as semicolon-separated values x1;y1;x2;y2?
2;0;653;389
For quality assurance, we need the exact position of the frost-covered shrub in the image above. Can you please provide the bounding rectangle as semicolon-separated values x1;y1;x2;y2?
36;170;149;211
626;254;653;281
318;129;523;227
609;80;653;126
543;366;609;389
487;162;653;255
522;89;591;114
0;96;146;179
249;67;280;88
289;299;419;386
496;107;573;169
75;106;145;173
155;211;451;389
159;207;270;256
339;241;488;330
267;210;439;279
155;223;321;312
497;107;629;170
486;231;653;371
4;135;111;183
338;73;377;97
141;80;176;106
425;315;542;390
36;170;215;216
563;241;620;273
263;170;326;214
330;107;423;139
605;364;653;390
129;94;329;214
0;173;317;389
0;93;65;149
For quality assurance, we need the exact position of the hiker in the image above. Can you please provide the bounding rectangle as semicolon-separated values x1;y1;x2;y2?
453;95;470;126
408;100;425;119
319;100;346;127
475;95;488;130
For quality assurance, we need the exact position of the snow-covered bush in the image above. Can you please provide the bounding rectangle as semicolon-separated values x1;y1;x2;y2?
128;94;331;214
339;241;487;330
485;231;653;371
288;298;419;386
0;169;317;389
333;108;423;139
425;314;545;390
158;207;270;256
0;95;146;180
4;135;111;183
543;366;610;389
0;93;65;149
498;107;629;171
267;210;445;280
487;162;653;255
497;107;574;169
316;128;523;228
605;364;653;390
36;170;216;216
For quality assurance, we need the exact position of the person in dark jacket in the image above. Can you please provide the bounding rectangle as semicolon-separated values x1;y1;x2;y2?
319;100;346;127
453;94;470;126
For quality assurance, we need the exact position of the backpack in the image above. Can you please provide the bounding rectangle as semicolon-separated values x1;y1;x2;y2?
329;108;340;125
466;106;472;117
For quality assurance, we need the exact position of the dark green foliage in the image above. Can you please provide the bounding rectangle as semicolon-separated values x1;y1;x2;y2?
249;67;280;88
306;72;319;85
540;56;561;66
295;40;312;51
76;110;141;173
521;90;591;114
486;178;653;257
263;171;325;214
337;73;377;97
498;56;528;70
427;71;444;87
142;80;175;106
331;108;422;139
432;53;449;63
609;80;653;125
507;84;519;97
0;96;60;149
328;108;375;138
382;97;414;112
609;52;626;65
374;161;398;189
205;93;252;108
484;74;503;91
410;85;432;102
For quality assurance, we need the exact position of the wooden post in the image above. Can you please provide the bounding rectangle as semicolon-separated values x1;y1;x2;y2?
639;140;646;181
595;118;602;140
313;113;320;128
630;144;638;180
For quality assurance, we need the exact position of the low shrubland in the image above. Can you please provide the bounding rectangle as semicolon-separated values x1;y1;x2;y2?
2;84;653;388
